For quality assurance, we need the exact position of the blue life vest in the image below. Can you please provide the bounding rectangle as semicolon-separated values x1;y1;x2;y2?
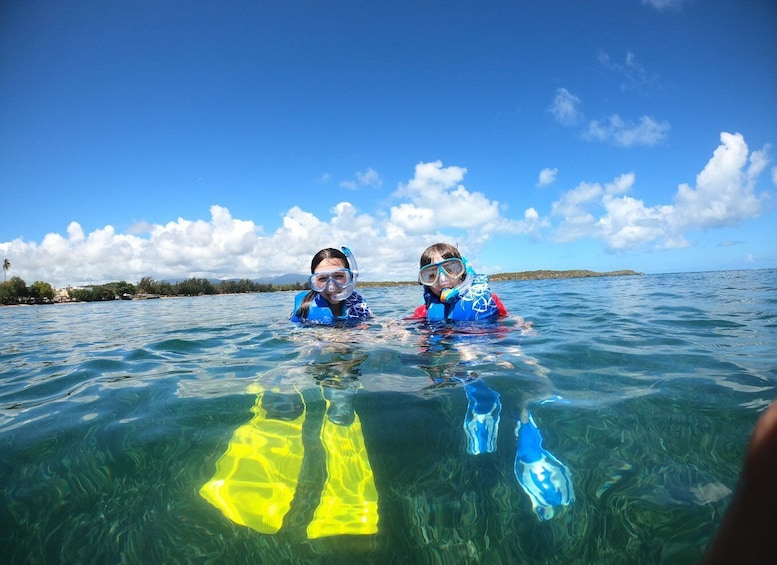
424;274;500;322
290;290;371;324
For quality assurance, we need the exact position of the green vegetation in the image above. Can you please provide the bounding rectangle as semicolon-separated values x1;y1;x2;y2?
0;269;641;306
359;269;642;287
490;269;641;281
0;276;55;305
65;277;308;303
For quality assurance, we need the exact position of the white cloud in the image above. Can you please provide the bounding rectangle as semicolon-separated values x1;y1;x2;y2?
340;167;383;190
389;160;535;237
549;88;670;147
537;167;558;186
1;134;770;287
598;50;658;93
584;114;670;147
772;166;777;186
674;132;768;229
356;168;382;188
0;166;515;287
549;88;582;127
642;0;685;11
548;132;769;251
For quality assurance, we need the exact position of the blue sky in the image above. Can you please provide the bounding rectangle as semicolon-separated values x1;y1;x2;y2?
1;0;776;288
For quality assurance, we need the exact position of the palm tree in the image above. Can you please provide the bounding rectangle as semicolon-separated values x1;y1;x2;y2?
2;258;9;282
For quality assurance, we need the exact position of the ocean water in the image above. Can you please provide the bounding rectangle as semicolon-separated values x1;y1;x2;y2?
1;269;775;564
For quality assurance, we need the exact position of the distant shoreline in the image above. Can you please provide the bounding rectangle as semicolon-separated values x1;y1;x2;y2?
359;269;642;288
0;269;643;306
489;269;642;282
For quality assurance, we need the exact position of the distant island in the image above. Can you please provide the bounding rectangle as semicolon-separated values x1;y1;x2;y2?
489;269;642;282
359;269;642;288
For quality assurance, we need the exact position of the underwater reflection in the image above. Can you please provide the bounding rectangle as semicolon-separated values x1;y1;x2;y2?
413;322;576;521
200;348;379;538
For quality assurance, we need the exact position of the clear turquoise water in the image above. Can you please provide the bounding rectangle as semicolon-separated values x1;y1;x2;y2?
1;270;775;564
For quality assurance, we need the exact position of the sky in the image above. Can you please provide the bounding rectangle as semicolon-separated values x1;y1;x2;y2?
1;0;776;288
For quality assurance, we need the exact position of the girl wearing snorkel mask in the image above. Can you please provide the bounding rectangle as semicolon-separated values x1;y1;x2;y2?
410;242;507;322
290;247;372;324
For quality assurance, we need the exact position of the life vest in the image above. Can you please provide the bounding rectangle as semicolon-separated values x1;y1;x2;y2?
415;274;507;322
290;290;371;324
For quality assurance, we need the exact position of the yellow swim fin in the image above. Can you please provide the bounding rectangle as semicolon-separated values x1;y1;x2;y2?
200;388;306;534
306;405;379;539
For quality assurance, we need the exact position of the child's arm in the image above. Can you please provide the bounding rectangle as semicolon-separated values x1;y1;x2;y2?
406;305;428;319
492;293;508;317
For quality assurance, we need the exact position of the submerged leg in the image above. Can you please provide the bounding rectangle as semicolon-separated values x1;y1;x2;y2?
703;400;777;564
307;392;379;539
463;379;502;455
514;411;575;521
199;387;306;534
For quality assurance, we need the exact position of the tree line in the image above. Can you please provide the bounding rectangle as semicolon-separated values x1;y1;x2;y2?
0;276;56;305
0;275;308;305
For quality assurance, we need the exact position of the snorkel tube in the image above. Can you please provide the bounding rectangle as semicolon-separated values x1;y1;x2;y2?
439;256;475;303
328;246;359;302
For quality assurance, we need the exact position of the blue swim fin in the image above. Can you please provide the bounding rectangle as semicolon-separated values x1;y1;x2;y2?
463;380;502;455
514;412;575;521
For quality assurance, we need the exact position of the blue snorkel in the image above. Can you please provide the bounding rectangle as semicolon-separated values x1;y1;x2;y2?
439;257;475;304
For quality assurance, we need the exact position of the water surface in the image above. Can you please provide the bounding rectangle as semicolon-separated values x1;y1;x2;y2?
1;269;775;563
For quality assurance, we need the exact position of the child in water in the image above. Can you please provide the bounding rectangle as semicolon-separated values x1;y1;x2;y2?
410;242;575;520
201;246;379;538
291;247;371;324
409;242;507;321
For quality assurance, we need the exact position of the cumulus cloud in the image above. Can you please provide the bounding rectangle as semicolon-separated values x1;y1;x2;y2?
1;163;535;287
549;88;582;126
538;167;558;187
389;160;536;236
1;134;770;287
550;132;769;250
673;133;768;229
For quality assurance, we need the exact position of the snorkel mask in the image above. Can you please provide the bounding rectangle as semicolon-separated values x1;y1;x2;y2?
419;256;475;304
309;246;359;302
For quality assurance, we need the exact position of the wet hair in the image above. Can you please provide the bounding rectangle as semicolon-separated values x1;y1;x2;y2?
419;242;462;268
418;242;466;290
295;248;350;320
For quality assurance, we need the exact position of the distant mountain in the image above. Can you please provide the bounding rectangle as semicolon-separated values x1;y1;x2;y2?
157;274;308;286
255;273;309;285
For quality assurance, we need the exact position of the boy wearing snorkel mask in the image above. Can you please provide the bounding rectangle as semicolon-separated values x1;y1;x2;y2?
410;242;507;321
410;243;575;521
291;247;371;324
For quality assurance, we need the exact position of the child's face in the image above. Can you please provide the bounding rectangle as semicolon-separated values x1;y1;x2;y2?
312;258;350;304
423;251;464;297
